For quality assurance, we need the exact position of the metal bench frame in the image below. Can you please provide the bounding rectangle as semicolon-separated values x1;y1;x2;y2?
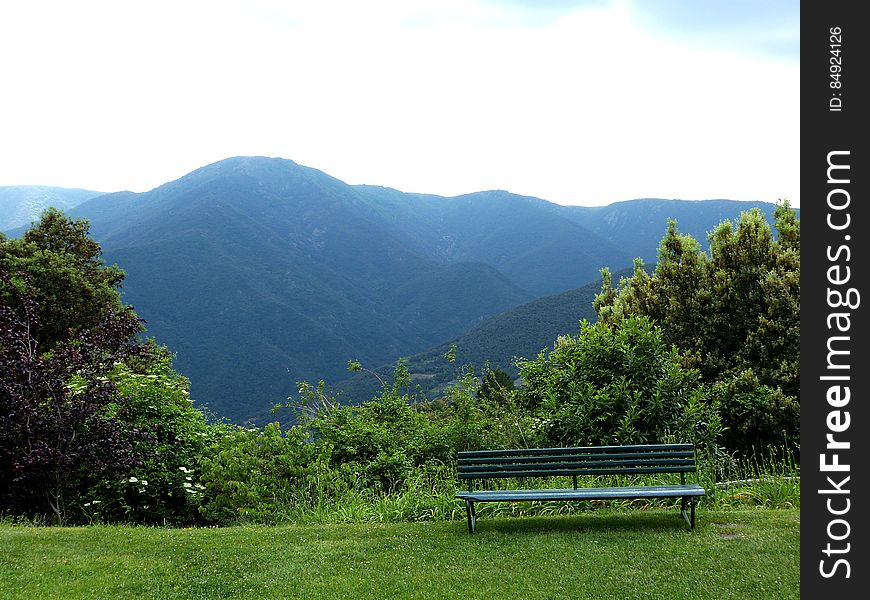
454;443;706;533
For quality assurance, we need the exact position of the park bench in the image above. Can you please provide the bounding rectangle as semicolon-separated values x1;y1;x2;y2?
454;443;705;533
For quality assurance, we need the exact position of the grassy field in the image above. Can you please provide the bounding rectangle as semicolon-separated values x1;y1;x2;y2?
1;507;798;600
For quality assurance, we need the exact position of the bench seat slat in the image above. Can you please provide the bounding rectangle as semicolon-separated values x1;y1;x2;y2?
455;483;705;503
458;457;696;473
457;443;693;458
459;466;697;479
458;451;694;465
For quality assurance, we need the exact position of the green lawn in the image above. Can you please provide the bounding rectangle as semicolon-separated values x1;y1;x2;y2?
1;508;798;600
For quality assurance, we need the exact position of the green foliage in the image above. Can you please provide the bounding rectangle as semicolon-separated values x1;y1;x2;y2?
0;282;144;525
196;422;336;524
593;201;799;457
477;367;516;404
596;201;799;394
2;213;137;525
81;345;221;524
305;363;453;495
1;210;219;526
193;356;552;526
709;371;800;459
517;316;719;448
0;207;129;351
430;366;545;452
1;202;801;528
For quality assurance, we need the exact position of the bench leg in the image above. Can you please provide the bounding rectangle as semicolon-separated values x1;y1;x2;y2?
465;500;476;534
679;498;697;529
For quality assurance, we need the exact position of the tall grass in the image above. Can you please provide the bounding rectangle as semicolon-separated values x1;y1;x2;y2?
263;449;800;527
710;446;800;509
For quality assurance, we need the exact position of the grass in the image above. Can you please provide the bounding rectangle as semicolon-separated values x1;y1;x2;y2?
1;507;798;600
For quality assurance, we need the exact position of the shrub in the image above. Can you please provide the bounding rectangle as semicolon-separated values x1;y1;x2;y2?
196;422;337;525
710;370;799;460
517;316;720;449
82;345;220;525
0;276;144;525
428;366;546;452
307;389;453;495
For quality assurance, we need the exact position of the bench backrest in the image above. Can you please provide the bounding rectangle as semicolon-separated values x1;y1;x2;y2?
457;443;697;486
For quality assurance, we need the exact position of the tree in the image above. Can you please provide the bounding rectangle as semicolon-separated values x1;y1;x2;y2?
0;276;144;523
593;201;800;456
1;210;217;525
0;208;129;351
594;201;799;395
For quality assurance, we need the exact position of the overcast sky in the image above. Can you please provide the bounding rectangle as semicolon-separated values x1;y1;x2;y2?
1;0;799;207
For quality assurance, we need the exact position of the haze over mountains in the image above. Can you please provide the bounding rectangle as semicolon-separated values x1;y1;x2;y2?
1;157;793;423
0;186;104;231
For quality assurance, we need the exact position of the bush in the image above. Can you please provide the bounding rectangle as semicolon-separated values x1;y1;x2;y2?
0;276;144;525
710;370;799;460
426;366;546;452
196;422;337;525
517;316;720;449
82;345;220;525
306;382;453;495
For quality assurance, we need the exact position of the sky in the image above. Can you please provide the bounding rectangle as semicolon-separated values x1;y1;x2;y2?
0;0;799;207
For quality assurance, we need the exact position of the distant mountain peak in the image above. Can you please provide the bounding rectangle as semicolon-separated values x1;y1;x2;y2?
167;156;304;184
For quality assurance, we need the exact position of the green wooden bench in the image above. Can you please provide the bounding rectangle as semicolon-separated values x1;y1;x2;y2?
454;443;705;533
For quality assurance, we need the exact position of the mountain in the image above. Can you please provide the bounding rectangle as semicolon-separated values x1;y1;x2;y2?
68;158;539;422
8;156;793;423
0;186;103;232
